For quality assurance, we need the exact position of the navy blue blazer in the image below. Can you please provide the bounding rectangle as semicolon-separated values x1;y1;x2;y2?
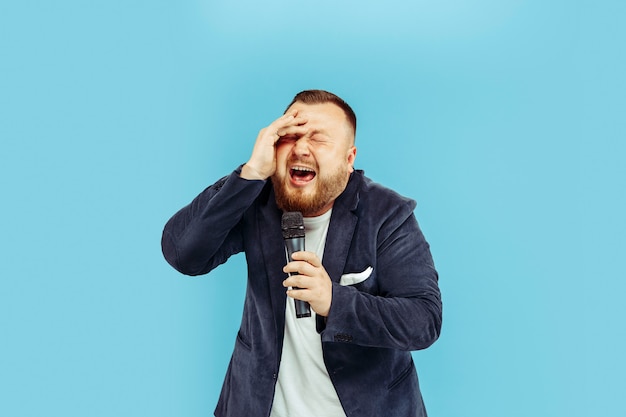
162;168;442;417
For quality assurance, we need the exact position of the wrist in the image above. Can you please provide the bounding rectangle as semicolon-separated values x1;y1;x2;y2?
240;163;269;180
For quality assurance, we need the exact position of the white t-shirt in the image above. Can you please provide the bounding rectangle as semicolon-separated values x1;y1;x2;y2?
270;209;346;417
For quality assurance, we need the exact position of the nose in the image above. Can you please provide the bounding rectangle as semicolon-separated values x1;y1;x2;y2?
291;137;311;157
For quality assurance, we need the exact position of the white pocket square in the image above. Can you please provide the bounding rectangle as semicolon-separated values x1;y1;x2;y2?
339;266;373;286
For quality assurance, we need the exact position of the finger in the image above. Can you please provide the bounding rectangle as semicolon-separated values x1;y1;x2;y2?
276;125;308;139
283;274;309;289
283;260;314;276
283;109;298;118
290;251;322;267
283;274;319;294
266;113;295;134
289;115;308;126
276;115;307;131
276;110;297;122
271;111;304;129
286;287;310;301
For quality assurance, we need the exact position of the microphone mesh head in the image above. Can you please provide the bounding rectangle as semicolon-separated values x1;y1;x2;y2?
281;212;305;239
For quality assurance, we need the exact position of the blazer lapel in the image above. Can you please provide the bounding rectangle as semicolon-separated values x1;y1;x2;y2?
257;186;289;339
322;172;361;284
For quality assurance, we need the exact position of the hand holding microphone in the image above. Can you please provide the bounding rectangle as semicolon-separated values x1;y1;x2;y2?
281;212;333;318
282;212;311;318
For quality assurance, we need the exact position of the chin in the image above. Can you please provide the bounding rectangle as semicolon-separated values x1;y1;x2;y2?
272;169;349;216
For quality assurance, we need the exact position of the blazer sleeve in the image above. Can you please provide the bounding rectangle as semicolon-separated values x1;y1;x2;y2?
161;167;266;276
320;200;442;351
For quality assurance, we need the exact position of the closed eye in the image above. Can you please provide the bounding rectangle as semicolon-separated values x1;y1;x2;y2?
310;135;330;144
277;135;298;144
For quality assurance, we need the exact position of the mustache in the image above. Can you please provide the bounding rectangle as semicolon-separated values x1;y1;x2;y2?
288;156;317;168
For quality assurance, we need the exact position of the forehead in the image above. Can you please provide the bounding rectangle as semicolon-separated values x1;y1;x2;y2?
286;102;353;137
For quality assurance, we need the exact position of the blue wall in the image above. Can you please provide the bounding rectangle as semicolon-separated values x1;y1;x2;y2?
2;1;624;416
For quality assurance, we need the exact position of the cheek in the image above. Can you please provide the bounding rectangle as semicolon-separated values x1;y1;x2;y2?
274;146;292;176
274;145;290;163
321;150;352;171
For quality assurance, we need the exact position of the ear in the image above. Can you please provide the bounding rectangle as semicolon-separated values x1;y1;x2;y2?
347;146;357;173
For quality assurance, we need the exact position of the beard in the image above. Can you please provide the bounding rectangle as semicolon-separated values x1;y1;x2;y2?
272;163;350;217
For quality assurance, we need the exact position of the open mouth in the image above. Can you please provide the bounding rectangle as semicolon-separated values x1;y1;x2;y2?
289;165;316;185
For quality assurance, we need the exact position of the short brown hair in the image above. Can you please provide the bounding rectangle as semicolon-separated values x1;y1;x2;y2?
284;90;357;136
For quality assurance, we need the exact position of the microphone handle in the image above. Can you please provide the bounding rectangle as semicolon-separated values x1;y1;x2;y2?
285;237;312;318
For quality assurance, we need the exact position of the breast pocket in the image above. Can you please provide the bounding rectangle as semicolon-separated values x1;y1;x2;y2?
339;266;378;294
339;266;373;286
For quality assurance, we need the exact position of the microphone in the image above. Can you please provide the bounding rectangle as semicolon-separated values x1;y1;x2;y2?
281;211;311;318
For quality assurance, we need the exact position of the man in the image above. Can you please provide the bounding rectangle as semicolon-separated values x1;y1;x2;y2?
161;90;442;417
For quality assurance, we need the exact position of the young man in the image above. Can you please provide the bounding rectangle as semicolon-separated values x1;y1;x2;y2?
161;90;442;417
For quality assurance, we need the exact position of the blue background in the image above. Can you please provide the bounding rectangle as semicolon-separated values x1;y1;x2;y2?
2;1;624;416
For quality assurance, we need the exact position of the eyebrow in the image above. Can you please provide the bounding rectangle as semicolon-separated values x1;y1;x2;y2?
309;128;329;137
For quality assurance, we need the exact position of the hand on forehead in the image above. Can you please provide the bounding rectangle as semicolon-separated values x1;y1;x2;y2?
285;102;353;142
